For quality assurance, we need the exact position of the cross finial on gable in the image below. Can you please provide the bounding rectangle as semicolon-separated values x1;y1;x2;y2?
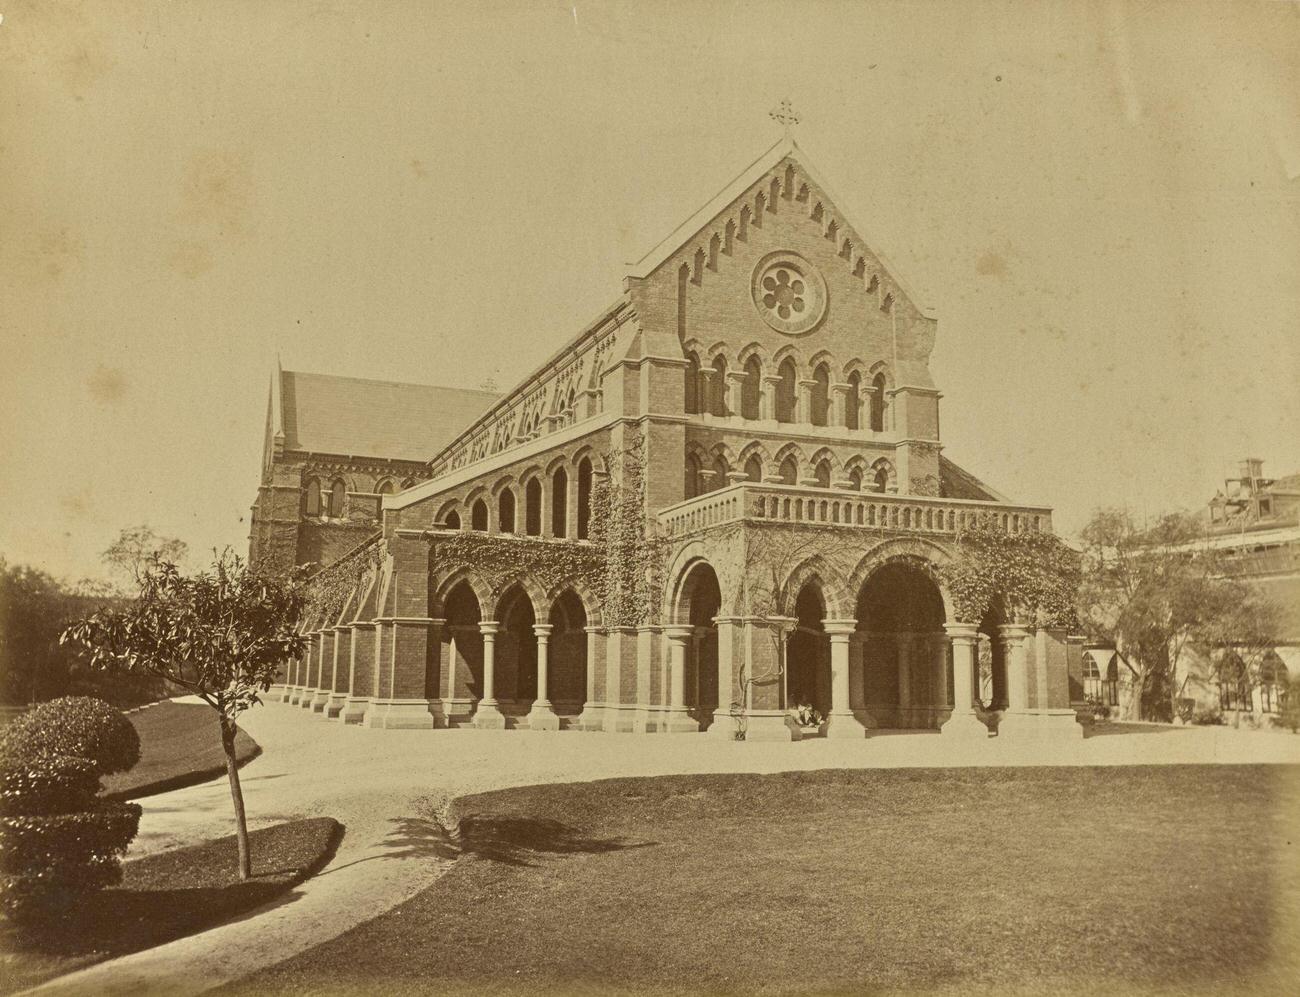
769;99;800;137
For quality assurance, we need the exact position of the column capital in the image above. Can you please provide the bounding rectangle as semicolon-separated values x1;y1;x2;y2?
663;624;694;641
943;622;979;642
479;620;501;637
583;624;606;635
532;623;554;638
830;382;852;395
823;619;857;637
761;373;784;386
997;623;1031;642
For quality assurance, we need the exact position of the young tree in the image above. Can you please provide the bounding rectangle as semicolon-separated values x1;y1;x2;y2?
1077;508;1280;721
102;525;189;587
61;550;306;880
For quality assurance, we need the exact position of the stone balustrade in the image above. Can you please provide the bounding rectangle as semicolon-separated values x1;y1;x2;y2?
658;481;1052;538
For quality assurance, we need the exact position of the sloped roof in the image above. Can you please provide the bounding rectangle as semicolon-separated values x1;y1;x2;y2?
277;370;499;463
938;456;1010;503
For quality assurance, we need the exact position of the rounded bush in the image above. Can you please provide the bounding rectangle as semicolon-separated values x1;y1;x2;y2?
1;696;140;776
0;752;99;818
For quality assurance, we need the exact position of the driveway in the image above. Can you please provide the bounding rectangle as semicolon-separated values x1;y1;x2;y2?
29;701;1300;995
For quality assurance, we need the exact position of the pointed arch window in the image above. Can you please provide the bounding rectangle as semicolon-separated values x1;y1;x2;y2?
846;372;861;430
710;356;728;416
576;457;593;540
779;455;799;486
848;467;863;491
524;478;542;536
375;479;394;497
685;454;702;499
302;478;322;518
811;363;830;426
870;373;887;432
551;466;568;537
874;465;889;493
444;510;461;531
328;479;347;518
498;489;516;534
775;358;797;423
684;352;701;414
741;356;762;420
471;499;489;532
744;454;763;483
712;455;731;492
814;459;831;489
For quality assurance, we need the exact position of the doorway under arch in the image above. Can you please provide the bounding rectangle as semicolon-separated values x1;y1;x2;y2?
548;589;589;710
496;586;537;719
856;559;948;728
787;583;831;717
443;580;483;725
676;560;721;730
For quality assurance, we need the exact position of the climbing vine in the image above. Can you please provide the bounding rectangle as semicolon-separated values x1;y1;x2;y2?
301;535;384;623
589;431;666;627
937;520;1080;628
427;531;604;603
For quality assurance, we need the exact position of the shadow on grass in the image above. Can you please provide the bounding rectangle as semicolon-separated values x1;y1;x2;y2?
322;813;654;875
0;818;343;994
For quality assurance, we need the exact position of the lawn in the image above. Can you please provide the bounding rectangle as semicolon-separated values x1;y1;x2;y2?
100;699;260;800
228;765;1299;996
0;817;343;994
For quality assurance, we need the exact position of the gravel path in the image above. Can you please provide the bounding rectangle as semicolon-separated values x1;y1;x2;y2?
26;701;1300;996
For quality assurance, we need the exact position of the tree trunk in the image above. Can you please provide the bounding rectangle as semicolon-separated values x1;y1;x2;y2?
220;718;251;881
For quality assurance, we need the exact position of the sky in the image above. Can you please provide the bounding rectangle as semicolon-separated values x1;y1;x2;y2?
2;0;1298;584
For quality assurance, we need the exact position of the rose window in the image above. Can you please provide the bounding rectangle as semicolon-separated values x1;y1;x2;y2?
761;269;806;320
751;251;827;335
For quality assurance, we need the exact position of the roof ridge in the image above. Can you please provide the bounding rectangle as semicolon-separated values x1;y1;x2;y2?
282;368;500;398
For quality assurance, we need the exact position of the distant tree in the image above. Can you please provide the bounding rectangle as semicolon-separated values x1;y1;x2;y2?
101;525;188;587
62;550;306;880
0;559;76;705
1077;508;1281;721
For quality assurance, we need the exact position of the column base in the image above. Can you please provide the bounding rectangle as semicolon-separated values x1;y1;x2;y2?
361;699;437;729
286;686;304;705
472;700;507;729
739;710;803;742
338;696;371;725
309;690;331;713
604;705;638;733
997;709;1084;740
573;702;607;731
940;710;992;738
266;684;285;702
523;701;561;731
324;692;347;719
297;689;316;708
654;708;700;734
824;711;869;739
707;708;743;740
441;697;477;728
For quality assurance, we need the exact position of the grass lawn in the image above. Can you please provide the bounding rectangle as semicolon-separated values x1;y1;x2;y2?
229;766;1299;996
0;817;343;995
100;700;259;800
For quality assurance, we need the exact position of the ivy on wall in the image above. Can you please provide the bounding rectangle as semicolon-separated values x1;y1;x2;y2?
589;431;666;627
427;532;605;605
937;521;1080;628
302;536;384;624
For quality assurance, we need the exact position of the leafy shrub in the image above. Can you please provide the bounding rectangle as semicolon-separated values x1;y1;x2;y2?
1084;695;1111;721
1;697;140;776
789;703;824;728
1192;708;1224;726
1175;698;1196;724
0;751;140;925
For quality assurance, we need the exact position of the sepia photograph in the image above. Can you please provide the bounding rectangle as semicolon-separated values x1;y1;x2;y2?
1;1;1298;994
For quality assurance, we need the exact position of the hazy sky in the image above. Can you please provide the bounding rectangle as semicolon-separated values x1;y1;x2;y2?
3;0;1298;583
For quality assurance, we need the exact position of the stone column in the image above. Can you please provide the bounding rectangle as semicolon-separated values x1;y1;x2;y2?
1001;624;1030;715
941;623;989;738
725;370;747;418
339;622;376;724
796;378;817;424
824;620;868;739
575;625;605;731
309;633;332;712
930;630;949;727
325;625;349;718
473;621;506;728
760;374;782;422
709;616;739;739
661;626;701;733
998;625;1084;741
896;632;912;728
830;382;852;427
742;616;802;741
525;624;561;730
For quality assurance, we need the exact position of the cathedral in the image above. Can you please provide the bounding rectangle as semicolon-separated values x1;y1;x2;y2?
249;134;1082;742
